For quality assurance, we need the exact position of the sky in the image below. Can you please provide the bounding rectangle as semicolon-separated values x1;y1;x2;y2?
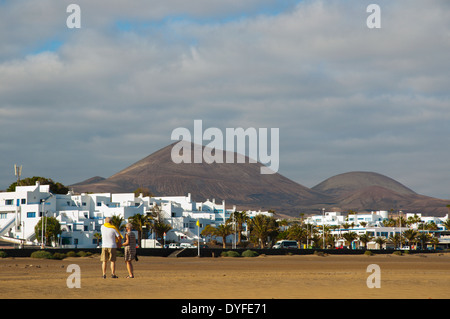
1;0;450;199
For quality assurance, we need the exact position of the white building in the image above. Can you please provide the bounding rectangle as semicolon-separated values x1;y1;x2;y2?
0;182;272;248
304;210;449;249
305;210;389;228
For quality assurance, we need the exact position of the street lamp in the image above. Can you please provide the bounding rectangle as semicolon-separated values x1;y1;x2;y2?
40;199;45;249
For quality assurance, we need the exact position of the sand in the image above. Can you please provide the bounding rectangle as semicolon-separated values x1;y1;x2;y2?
0;253;449;299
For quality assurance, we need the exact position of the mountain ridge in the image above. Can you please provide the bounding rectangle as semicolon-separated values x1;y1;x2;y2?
70;142;450;217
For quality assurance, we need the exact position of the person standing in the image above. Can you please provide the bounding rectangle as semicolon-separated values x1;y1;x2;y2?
122;223;137;278
101;217;123;279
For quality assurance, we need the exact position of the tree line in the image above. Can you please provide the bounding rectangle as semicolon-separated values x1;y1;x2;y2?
32;207;450;250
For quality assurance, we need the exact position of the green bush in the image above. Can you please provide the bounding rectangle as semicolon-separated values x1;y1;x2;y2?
31;251;53;259
0;251;7;258
51;252;66;260
221;251;240;257
393;251;403;256
364;250;374;256
66;251;78;257
227;251;241;257
77;251;91;257
242;250;259;257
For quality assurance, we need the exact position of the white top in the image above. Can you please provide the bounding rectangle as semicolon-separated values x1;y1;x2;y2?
101;225;120;248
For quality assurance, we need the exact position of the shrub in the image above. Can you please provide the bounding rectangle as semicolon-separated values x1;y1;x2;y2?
221;251;240;257
0;251;7;258
52;252;66;260
393;251;403;256
31;251;53;259
241;250;259;257
66;251;78;257
364;250;374;256
77;251;91;257
227;251;241;257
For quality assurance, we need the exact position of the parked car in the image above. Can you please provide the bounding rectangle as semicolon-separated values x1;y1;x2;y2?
180;243;196;248
272;240;298;249
169;243;180;249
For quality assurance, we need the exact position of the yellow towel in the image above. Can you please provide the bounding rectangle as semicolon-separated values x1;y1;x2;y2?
104;222;123;239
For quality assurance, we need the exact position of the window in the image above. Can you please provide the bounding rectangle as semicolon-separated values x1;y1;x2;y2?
5;199;13;206
21;199;26;204
27;212;36;218
0;213;7;219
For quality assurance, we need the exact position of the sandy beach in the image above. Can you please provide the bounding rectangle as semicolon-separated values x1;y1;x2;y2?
1;253;449;300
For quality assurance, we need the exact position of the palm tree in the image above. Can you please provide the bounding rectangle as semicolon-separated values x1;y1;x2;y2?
326;233;338;249
310;234;322;248
397;216;407;227
407;214;422;227
382;218;396;227
228;211;249;246
443;218;450;231
359;233;373;249
430;236;439;250
152;221;172;244
214;224;233;248
375;236;386;250
402;229;418;249
201;224;217;243
417;232;431;250
425;221;438;231
287;224;307;248
148;203;172;244
389;233;403;249
128;213;152;247
341;232;358;249
110;215;125;232
248;215;279;248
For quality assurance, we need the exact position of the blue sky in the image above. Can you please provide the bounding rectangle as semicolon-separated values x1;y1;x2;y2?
1;0;450;201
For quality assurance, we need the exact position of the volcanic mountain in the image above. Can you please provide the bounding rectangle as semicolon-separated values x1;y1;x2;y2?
312;171;417;198
71;143;450;217
70;141;330;213
312;171;450;216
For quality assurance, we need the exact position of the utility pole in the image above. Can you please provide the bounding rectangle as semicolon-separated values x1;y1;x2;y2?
14;164;22;185
322;208;325;249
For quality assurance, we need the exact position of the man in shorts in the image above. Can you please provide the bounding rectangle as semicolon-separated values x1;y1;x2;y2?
101;217;122;278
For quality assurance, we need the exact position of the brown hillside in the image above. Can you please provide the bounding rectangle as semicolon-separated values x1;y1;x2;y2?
312;171;416;197
71;141;329;213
